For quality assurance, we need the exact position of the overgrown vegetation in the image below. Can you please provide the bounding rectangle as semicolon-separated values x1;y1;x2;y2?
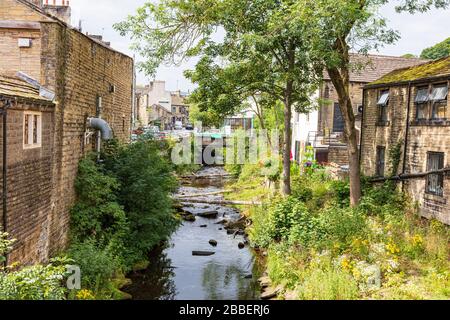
0;233;71;300
227;163;449;300
66;137;179;299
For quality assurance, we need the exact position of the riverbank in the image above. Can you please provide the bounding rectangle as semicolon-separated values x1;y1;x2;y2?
224;163;450;300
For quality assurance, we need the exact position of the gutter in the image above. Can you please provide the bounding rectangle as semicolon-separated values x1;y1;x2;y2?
365;75;450;90
0;97;12;268
359;88;366;172
401;82;413;191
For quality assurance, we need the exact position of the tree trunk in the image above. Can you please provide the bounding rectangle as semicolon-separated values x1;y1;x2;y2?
282;95;292;196
327;66;361;206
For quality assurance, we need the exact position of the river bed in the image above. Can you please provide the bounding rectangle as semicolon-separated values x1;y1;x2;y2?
123;167;261;300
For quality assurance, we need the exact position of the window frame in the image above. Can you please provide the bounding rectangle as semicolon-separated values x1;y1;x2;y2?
430;83;448;120
426;152;445;197
23;111;42;149
377;89;390;124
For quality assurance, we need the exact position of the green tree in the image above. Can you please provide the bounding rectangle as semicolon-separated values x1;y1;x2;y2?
291;0;449;206
115;0;322;195
421;37;450;60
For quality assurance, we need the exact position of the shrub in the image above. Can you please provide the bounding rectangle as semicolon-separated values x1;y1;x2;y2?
70;157;129;247
68;240;119;295
317;207;368;249
0;258;69;300
103;138;179;267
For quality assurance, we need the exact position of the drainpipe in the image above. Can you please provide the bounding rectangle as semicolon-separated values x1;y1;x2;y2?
359;88;366;173
0;98;12;268
401;82;413;191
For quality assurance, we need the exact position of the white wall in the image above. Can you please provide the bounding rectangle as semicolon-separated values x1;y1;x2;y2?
147;81;172;112
291;89;320;161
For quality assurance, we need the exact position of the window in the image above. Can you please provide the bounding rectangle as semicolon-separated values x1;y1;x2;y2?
377;90;389;123
426;152;444;196
430;84;448;120
23;112;42;148
415;86;429;120
376;146;386;177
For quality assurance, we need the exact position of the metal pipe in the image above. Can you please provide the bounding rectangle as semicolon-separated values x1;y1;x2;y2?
87;117;113;141
402;82;413;191
1;97;12;268
359;88;366;172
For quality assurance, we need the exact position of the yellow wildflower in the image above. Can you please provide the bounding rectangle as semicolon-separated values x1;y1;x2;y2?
76;289;95;300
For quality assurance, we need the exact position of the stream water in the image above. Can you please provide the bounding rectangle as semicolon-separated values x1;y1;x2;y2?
123;167;261;300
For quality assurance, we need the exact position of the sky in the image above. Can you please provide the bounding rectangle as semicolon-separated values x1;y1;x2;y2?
69;0;450;92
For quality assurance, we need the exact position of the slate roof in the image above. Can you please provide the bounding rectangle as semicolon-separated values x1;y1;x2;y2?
324;54;428;83
0;75;54;104
369;56;450;86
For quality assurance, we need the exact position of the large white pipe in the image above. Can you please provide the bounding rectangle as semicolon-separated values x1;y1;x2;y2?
87;117;113;140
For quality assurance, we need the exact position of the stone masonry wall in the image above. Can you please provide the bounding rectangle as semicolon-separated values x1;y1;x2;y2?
0;0;133;262
361;81;450;224
0;103;55;265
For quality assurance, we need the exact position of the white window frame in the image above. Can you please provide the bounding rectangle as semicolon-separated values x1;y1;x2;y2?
23;111;42;149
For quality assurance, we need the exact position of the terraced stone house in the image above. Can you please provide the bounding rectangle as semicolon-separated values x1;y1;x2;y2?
0;0;133;265
361;56;450;224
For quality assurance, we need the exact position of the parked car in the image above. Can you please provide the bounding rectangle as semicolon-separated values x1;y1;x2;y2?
185;123;194;130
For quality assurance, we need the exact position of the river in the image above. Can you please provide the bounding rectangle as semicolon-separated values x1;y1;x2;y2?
123;167;262;300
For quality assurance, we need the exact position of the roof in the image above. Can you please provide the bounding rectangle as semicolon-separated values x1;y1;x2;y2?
171;93;187;106
324;54;428;83
0;75;54;104
369;56;450;86
15;0;132;59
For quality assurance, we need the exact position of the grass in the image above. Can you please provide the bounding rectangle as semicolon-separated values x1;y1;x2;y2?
225;164;450;300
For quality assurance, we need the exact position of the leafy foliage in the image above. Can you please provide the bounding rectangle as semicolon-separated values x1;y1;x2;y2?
421;37;450;60
0;257;70;300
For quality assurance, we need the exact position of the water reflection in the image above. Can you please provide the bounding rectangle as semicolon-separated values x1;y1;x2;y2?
124;247;177;300
124;167;261;300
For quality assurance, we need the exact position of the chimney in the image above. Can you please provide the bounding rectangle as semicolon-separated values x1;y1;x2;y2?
42;0;72;25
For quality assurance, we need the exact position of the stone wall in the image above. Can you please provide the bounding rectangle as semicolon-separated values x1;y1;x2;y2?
361;80;450;224
0;102;55;265
0;0;133;262
42;22;133;255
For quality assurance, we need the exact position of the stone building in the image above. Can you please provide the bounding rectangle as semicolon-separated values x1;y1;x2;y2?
361;56;450;224
0;75;55;264
171;90;189;126
291;54;427;165
0;0;133;265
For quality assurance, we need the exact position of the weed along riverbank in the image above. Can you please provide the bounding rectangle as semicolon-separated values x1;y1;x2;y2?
123;167;263;300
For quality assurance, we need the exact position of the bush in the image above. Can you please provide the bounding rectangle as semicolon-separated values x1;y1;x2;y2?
0;257;69;300
103;139;179;266
70;157;129;247
68;240;119;295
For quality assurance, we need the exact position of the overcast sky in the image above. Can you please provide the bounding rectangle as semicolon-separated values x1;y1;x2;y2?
69;0;450;92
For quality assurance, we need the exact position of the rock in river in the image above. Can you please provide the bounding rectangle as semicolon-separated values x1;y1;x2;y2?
197;210;219;218
182;214;196;222
209;239;218;247
192;251;215;256
238;242;245;249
